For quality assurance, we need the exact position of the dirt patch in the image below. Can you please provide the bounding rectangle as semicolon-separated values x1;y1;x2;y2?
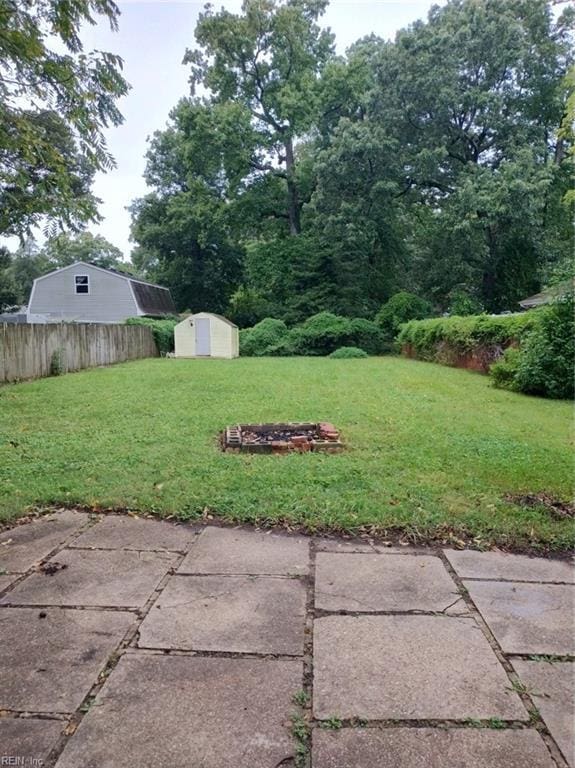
40;561;68;575
505;493;574;521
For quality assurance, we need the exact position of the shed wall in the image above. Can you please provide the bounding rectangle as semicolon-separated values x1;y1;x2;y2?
174;318;195;357
173;314;238;358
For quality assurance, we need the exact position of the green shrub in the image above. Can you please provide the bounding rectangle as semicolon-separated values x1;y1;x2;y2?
447;290;484;316
125;317;178;355
261;337;298;356
329;346;368;359
398;312;540;360
492;296;574;399
50;348;65;376
246;313;389;357
376;292;433;340
239;318;288;356
286;312;352;356
347;318;386;355
490;347;522;390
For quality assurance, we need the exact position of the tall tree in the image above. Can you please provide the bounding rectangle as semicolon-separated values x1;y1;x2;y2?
185;0;335;235
130;100;245;313
364;0;574;309
0;0;129;236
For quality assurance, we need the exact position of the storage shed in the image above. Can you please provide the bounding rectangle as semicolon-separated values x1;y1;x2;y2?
174;313;239;359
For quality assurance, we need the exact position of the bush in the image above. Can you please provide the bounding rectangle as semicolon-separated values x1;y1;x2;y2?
397;312;540;361
447;290;484;316
347;318;386;355
490;347;522;390
376;292;433;340
125;317;178;355
329;346;368;359
492;296;574;399
239;318;288;356
286;312;353;356
50;348;65;376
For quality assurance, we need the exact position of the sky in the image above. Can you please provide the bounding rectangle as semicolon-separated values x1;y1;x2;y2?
78;0;445;258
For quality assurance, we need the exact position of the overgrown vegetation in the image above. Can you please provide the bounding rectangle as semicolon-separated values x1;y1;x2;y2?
125;317;178;355
127;0;573;321
240;312;386;357
491;296;575;399
399;298;574;399
375;292;433;341
398;312;540;360
0;358;572;551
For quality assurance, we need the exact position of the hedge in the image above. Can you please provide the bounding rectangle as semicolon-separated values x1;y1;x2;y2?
397;312;540;362
398;299;574;399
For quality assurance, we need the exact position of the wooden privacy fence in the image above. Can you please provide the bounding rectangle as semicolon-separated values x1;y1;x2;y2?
0;323;158;383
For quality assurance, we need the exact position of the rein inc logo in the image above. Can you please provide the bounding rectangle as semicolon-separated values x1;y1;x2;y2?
1;758;43;766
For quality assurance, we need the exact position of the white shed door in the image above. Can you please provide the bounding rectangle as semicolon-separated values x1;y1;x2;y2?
195;317;211;356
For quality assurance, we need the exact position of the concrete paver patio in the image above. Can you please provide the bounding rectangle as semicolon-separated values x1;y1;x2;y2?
0;510;573;768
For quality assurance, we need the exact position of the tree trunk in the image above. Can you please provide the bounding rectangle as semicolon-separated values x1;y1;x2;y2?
481;224;498;311
284;137;301;235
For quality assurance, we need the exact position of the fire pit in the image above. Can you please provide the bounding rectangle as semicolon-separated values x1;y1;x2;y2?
222;422;344;454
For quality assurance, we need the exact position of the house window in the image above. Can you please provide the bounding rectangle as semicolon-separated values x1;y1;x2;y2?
75;275;89;294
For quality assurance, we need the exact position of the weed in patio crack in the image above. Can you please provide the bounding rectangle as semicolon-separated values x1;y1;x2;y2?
290;713;310;768
319;716;343;730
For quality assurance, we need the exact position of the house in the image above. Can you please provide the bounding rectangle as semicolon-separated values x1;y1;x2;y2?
174;313;239;358
519;279;574;310
27;262;176;323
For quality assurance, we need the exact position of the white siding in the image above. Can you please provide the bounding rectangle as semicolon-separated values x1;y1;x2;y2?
29;264;138;324
174;317;195;356
174;313;238;358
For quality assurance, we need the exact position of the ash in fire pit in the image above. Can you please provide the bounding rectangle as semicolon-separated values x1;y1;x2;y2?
222;422;343;454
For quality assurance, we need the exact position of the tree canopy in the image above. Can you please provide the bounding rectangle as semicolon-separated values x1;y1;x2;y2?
130;0;574;322
0;0;129;237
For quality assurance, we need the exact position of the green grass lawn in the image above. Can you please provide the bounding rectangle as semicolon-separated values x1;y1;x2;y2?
0;357;572;551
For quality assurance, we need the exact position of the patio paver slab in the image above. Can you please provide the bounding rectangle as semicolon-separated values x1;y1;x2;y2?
315;538;403;554
0;573;19;592
178;526;309;575
1;549;178;608
312;728;556;768
445;550;574;584
512;660;575;767
54;655;302;768
0;511;87;573
0;719;64;766
315;552;458;612
313;615;527;720
138;574;306;654
0;607;133;712
465;581;574;655
70;514;196;552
